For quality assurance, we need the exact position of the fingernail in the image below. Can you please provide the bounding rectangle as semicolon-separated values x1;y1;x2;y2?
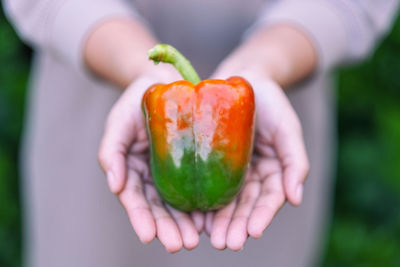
107;171;115;192
296;184;303;204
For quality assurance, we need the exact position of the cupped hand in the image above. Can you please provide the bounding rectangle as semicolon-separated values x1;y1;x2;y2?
206;69;309;251
98;68;205;253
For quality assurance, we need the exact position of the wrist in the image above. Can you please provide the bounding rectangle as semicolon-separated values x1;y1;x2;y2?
230;24;317;88
84;18;159;88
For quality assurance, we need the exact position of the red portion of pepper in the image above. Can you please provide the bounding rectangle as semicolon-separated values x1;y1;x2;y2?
194;77;255;169
143;77;254;169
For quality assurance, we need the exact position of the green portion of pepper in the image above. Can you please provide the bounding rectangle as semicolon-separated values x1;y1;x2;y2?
149;146;245;212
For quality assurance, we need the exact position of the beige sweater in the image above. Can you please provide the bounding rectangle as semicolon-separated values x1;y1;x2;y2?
4;0;399;75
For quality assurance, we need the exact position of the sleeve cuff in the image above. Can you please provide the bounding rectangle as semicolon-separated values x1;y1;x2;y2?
250;0;349;71
50;0;139;77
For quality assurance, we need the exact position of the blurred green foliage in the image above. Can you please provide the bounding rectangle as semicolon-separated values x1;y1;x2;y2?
322;15;400;267
0;4;400;267
0;8;30;267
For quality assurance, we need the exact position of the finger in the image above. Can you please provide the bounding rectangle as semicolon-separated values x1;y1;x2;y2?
226;181;260;251
98;139;128;194
127;155;151;182
119;170;156;244
137;126;148;142
255;142;276;158
167;206;200;250
247;163;285;239
274;121;309;206
205;211;214;236
191;211;205;233
145;184;183;253
130;139;149;154
210;200;237;250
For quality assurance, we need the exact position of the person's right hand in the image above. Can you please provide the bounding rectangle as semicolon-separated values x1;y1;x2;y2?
98;68;205;253
204;68;310;251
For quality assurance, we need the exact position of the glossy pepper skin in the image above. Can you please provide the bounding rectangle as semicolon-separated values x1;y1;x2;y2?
142;77;255;212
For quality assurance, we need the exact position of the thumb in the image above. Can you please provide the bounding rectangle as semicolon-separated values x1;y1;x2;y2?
275;124;309;206
98;83;144;194
98;114;133;194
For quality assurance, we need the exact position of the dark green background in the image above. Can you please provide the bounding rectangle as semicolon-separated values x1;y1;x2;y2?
1;6;400;267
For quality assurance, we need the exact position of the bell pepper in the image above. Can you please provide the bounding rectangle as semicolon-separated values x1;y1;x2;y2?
142;44;255;212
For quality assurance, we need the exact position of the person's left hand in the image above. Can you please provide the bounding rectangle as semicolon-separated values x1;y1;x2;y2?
204;67;310;251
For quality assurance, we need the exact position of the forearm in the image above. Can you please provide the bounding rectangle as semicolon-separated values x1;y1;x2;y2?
84;21;317;89
222;25;317;89
84;18;158;88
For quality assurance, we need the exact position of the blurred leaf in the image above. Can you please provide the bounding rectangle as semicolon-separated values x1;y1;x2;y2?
323;12;400;267
0;10;29;267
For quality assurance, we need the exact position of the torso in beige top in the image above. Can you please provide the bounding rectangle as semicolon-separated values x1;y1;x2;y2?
16;0;397;266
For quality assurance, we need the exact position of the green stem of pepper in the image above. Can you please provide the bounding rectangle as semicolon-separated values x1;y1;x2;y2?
148;44;201;84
